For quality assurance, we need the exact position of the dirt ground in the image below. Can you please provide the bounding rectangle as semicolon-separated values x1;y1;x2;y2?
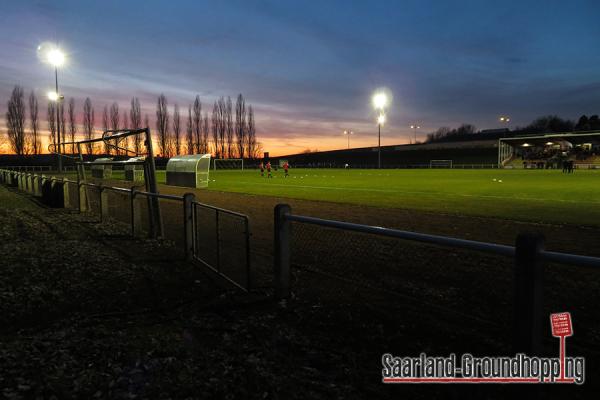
7;177;598;398
88;179;600;396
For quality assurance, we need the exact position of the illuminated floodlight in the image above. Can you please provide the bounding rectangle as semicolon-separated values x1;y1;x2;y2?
500;116;511;123
377;114;386;125
522;143;530;147
546;142;554;145
47;91;59;101
410;125;420;129
372;92;388;110
47;48;65;67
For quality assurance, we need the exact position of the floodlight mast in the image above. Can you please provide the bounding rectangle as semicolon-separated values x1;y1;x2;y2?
372;91;389;169
410;124;421;144
45;46;66;172
343;130;353;149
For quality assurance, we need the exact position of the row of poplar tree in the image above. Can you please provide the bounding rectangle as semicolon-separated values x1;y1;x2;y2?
4;85;260;158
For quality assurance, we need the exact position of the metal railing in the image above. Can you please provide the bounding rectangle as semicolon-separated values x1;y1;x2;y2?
0;169;252;291
273;203;600;355
192;201;251;291
1;165;52;172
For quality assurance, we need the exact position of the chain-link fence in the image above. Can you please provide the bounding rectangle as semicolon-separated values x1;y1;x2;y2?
290;221;513;347
275;203;600;361
193;202;251;290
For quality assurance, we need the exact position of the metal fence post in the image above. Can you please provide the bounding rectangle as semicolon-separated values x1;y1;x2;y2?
274;204;292;300
100;186;109;222
183;193;196;260
78;183;87;212
513;232;545;355
63;179;71;209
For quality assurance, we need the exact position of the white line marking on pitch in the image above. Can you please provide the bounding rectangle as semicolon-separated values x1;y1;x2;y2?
236;181;600;204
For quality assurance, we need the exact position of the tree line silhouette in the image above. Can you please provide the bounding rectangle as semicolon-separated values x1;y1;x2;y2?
4;85;260;158
425;115;600;144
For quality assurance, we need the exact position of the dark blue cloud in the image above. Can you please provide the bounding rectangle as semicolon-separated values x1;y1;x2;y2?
1;0;600;152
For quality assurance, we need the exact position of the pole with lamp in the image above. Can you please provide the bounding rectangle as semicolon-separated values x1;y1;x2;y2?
372;91;389;169
46;47;65;172
343;130;353;149
410;124;420;144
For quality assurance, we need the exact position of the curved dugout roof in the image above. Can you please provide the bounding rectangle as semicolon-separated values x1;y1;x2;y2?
166;154;212;173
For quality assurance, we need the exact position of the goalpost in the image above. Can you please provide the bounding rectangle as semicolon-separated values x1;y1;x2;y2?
213;159;244;171
430;159;453;168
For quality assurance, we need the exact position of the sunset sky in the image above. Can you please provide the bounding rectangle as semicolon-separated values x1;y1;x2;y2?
1;0;600;155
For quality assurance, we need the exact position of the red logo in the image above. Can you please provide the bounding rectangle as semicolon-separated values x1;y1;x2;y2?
550;312;574;382
550;312;573;337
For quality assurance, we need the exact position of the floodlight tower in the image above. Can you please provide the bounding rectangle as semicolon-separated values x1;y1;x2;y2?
372;91;389;169
343;130;354;149
410;124;421;144
46;47;65;172
499;116;511;128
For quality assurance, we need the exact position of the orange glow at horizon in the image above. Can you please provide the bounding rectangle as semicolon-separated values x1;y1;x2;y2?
0;133;411;157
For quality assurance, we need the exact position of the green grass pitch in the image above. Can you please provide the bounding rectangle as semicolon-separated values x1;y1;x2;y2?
90;168;599;226
149;168;599;226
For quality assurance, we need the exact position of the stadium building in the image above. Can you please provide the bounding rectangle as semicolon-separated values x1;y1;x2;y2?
499;131;600;169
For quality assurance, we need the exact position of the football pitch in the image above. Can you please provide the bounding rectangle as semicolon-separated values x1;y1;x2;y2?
144;168;598;226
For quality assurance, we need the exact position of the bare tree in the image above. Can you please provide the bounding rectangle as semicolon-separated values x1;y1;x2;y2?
47;101;56;150
102;105;110;154
156;94;169;157
192;95;202;153
29;91;40;154
173;103;181;155
186;105;193;154
144;114;150;152
225;96;234;158
59;100;65;155
83;97;94;154
211;102;219;157
130;97;142;154
122;112;129;153
6;86;27;154
202;113;210;154
235;94;246;159
247;105;257;158
68;98;76;154
110;102;119;154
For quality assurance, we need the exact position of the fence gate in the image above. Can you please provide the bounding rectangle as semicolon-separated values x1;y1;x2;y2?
192;202;251;291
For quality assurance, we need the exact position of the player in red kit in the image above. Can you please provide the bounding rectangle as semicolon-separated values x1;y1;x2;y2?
283;161;289;177
266;161;272;178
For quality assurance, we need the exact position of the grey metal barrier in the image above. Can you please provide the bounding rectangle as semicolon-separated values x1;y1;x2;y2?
273;203;600;355
1;170;253;291
192;201;252;291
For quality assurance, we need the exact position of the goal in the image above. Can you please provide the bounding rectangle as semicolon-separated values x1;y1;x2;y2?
213;158;244;171
430;159;453;168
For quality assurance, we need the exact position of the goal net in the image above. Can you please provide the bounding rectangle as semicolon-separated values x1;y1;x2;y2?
213;158;244;170
430;159;453;168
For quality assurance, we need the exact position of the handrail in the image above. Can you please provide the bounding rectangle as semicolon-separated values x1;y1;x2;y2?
285;213;515;256
193;201;249;219
77;161;146;166
284;213;600;268
133;190;183;202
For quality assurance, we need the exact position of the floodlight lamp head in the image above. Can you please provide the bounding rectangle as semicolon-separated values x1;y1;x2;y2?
372;92;388;110
47;48;65;67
